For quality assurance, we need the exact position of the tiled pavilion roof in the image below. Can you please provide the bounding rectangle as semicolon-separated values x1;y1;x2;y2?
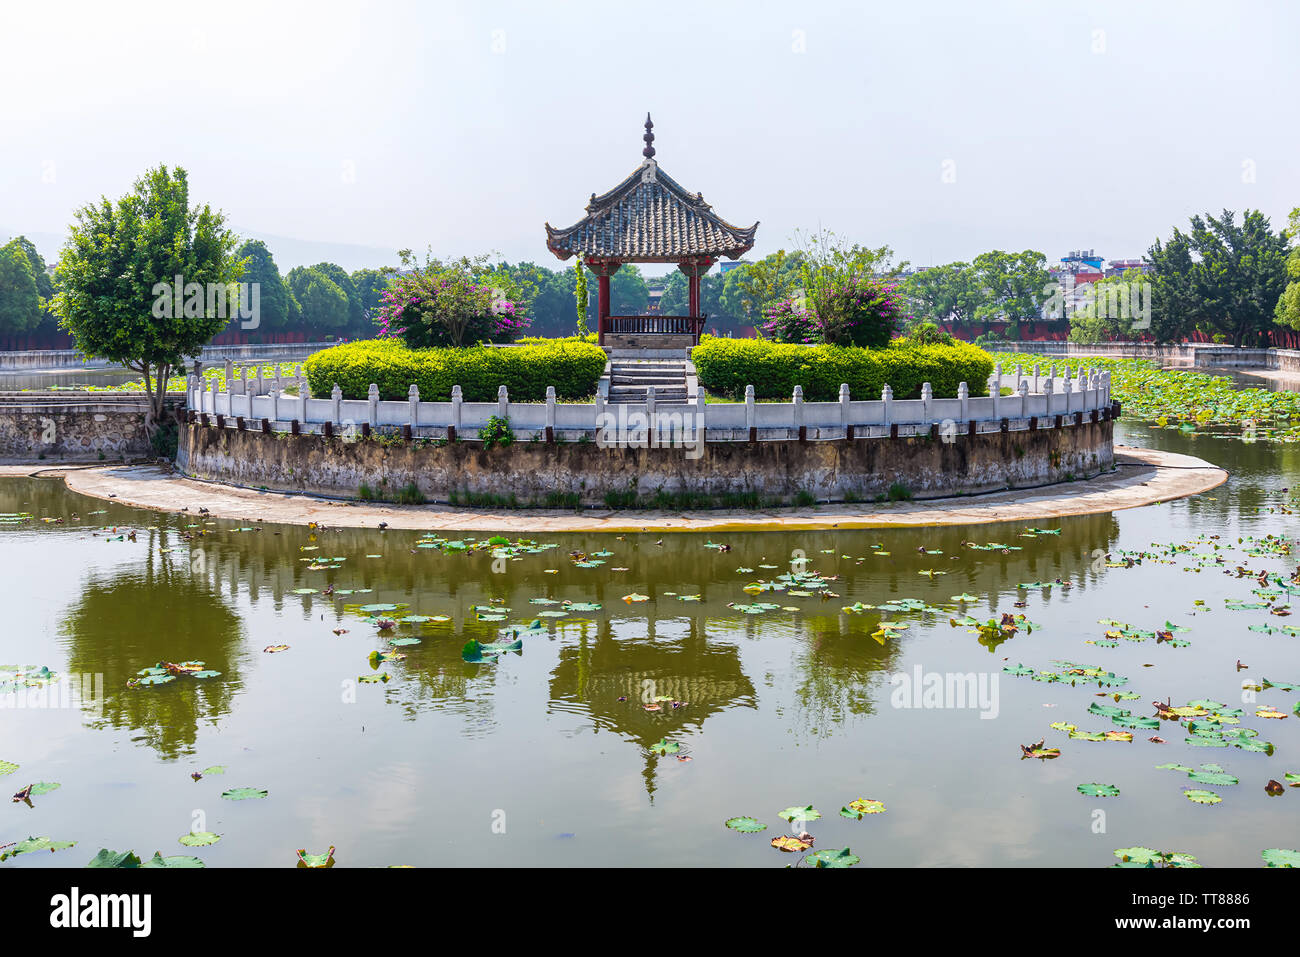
545;115;758;263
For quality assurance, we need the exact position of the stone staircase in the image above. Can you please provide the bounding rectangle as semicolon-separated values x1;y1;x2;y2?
606;357;690;405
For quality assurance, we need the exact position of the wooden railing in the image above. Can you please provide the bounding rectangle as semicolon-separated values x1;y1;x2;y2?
608;315;705;338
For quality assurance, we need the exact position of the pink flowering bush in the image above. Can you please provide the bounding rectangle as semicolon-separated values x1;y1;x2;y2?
374;254;530;348
761;278;908;348
760;297;819;343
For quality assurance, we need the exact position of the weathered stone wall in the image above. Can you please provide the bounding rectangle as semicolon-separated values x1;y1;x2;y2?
178;418;1114;506
0;393;167;461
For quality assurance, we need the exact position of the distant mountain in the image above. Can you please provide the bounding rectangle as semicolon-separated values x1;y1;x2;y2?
0;227;400;274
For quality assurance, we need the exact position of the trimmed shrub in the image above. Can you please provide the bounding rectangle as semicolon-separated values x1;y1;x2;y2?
304;338;607;401
691;336;993;401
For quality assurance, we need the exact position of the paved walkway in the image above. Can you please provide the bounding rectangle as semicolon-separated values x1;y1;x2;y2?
0;445;1225;533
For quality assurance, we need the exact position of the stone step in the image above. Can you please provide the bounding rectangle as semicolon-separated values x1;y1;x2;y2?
610;366;685;373
609;384;688;394
612;375;685;385
608;392;688;402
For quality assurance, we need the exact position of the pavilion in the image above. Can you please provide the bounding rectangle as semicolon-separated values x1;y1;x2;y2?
545;115;758;347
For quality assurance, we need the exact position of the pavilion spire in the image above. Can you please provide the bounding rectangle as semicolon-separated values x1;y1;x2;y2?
642;113;655;159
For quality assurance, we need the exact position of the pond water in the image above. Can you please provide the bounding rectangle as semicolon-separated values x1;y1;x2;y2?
1;414;1298;868
0;368;140;391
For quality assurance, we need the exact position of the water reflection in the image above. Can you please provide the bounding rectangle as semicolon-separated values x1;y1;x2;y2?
60;557;244;759
548;615;756;799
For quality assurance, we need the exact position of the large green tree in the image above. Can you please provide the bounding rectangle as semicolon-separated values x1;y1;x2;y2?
902;262;981;334
970;250;1050;339
1273;207;1300;333
1148;209;1289;346
287;265;349;334
53;165;242;422
234;239;293;333
351;267;394;331
718;250;805;326
312;262;360;332
0;240;43;337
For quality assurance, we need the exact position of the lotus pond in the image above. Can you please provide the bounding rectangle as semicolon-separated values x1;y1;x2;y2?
3;366;1300;868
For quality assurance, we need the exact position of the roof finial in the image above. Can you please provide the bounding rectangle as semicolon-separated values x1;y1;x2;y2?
642;112;655;159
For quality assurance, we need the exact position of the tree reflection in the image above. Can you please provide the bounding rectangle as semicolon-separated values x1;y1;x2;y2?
60;553;243;760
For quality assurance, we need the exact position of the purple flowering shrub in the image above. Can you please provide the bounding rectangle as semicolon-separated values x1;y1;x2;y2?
375;260;530;348
814;276;906;348
761;278;907;348
760;297;820;343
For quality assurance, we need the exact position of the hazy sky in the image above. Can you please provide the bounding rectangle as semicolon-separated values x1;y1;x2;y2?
2;0;1296;274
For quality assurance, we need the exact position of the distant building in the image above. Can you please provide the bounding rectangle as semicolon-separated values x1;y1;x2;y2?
718;259;750;275
1105;258;1151;277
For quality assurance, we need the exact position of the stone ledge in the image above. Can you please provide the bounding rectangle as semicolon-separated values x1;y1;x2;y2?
20;444;1225;533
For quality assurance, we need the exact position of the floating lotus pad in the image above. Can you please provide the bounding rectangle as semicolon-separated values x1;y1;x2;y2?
806;847;860;868
220;787;268;800
777;805;821;823
1077;783;1121;797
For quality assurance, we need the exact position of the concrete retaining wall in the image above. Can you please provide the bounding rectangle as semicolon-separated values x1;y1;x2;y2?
177;417;1114;506
0;393;160;461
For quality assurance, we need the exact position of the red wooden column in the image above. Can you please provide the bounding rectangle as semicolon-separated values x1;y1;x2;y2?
597;274;610;346
592;260;621;346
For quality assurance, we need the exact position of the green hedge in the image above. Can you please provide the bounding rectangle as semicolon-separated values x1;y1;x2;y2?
304;339;608;402
691;336;994;401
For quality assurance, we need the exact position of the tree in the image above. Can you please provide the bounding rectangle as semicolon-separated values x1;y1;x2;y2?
287;266;349;335
0;241;43;337
610;264;649;314
1067;269;1149;343
971;250;1051;339
52;165;241;424
1149;209;1289;346
376;249;524;347
1273;208;1300;332
234;240;293;333
351;267;394;331
659;271;688;314
312;262;360;332
902;262;980;333
719;250;804;326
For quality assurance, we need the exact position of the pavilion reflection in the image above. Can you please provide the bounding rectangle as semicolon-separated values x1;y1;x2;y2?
548;614;755;799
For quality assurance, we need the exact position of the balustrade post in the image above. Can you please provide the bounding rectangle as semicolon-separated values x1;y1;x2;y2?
793;385;805;442
545;385;556;443
839;383;851;440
